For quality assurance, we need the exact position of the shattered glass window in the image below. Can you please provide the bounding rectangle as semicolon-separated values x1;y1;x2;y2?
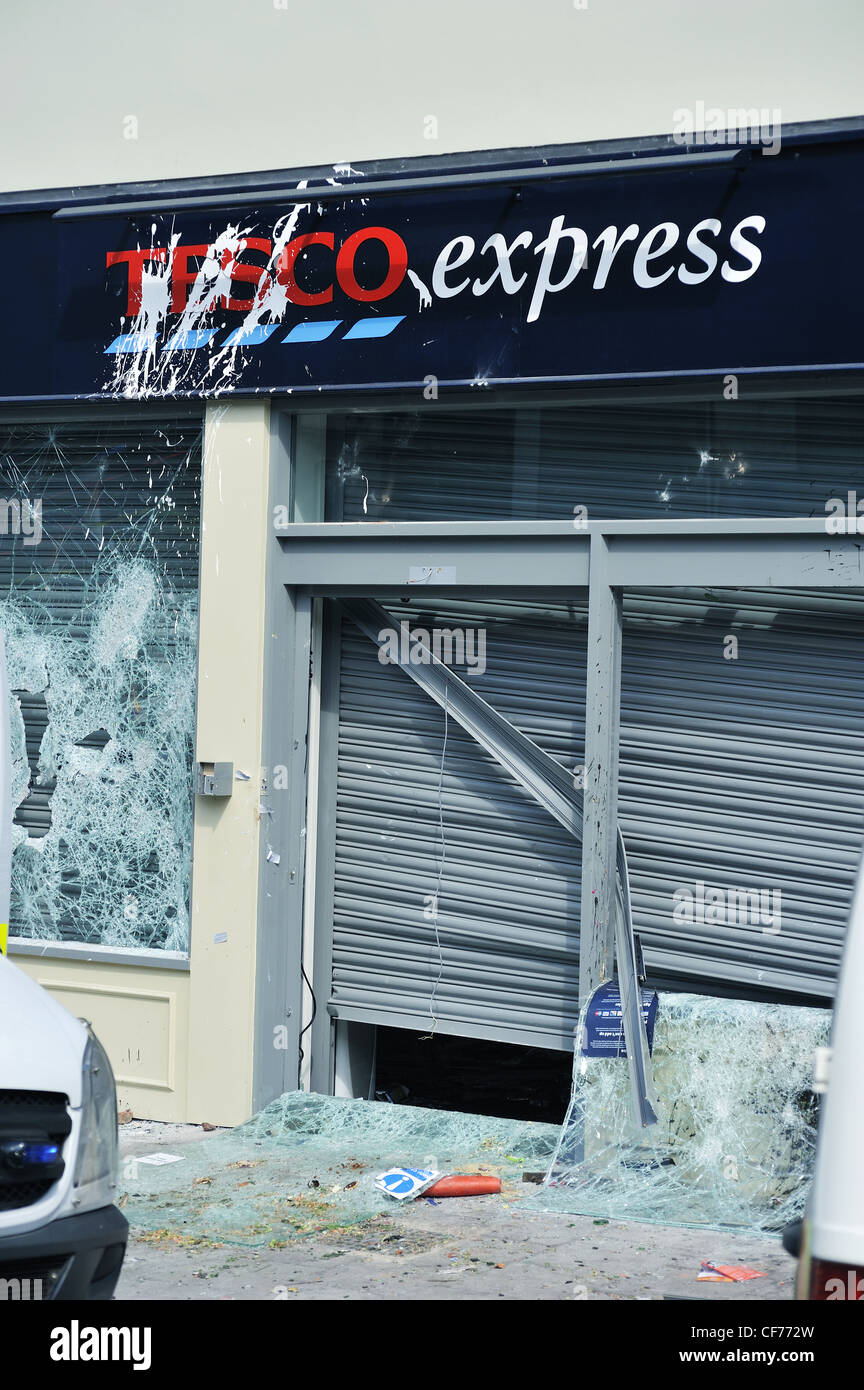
537;992;830;1234
0;417;202;951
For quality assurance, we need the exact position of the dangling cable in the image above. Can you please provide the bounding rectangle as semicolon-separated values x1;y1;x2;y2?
423;678;449;1036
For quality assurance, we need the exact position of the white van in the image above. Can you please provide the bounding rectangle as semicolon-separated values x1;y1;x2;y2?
0;950;127;1300
789;851;864;1300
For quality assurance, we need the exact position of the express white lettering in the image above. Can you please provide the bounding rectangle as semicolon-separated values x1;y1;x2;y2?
429;212;767;318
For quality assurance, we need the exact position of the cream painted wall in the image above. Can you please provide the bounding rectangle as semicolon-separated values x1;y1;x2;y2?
1;1;861;193
185;402;272;1125
13;956;191;1120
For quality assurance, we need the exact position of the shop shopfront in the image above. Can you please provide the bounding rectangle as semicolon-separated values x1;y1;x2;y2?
1;119;862;1120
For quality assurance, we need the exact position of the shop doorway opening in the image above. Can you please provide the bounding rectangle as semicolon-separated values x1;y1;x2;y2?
371;1026;572;1125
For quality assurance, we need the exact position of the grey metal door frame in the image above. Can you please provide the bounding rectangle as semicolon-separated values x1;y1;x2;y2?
278;516;861;1090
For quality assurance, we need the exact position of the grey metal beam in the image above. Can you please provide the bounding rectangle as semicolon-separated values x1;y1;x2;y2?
579;534;621;1006
614;829;659;1127
309;608;343;1095
252;413;310;1112
278;522;589;591
282;520;580;536
253;587;311;1109
277;517;862;593
280;516;838;536
340;598;584;840
589;518;843;534
605;533;864;588
578;544;657;1128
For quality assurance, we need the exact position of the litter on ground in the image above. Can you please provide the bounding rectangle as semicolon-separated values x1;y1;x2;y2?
120;1091;558;1247
697;1262;767;1282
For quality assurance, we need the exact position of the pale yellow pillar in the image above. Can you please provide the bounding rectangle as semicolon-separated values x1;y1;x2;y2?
185;401;272;1125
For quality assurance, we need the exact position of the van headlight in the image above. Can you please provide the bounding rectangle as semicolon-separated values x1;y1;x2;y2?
72;1028;119;1207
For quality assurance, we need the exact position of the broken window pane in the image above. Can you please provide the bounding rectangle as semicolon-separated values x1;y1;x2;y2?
0;418;202;950
537;992;830;1234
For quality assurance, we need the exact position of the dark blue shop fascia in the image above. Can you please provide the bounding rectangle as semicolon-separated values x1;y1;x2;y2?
1;116;862;403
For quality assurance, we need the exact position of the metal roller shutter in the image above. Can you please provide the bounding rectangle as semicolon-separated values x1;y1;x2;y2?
621;586;864;999
326;396;864;522
329;587;864;1044
331;599;587;1048
324;399;864;1043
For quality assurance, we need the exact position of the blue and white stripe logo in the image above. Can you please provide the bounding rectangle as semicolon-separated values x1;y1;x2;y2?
106;315;406;354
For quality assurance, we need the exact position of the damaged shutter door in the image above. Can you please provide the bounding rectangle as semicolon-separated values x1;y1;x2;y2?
328;586;862;1040
324;395;864;1024
329;598;589;1050
619;586;864;1001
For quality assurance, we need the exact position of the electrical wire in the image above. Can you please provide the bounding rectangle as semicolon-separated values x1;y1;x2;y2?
423;679;449;1036
297;963;317;1069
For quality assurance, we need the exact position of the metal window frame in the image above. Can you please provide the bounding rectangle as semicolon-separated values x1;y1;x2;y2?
277;515;862;592
274;513;863;1092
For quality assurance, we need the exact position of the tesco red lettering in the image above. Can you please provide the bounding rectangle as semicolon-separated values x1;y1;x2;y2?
220;237;273;311
105;247;168;316
275;232;335;306
170;244;210;314
335;227;408;301
107;225;410;315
